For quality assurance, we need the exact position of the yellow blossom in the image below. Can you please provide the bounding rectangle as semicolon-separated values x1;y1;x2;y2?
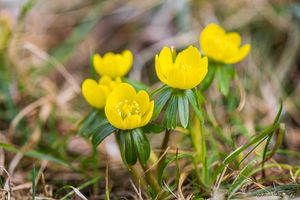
93;50;133;79
82;76;121;109
155;46;208;89
105;83;154;130
200;23;251;64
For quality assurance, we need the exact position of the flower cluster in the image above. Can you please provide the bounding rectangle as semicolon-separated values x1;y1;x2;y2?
80;23;251;166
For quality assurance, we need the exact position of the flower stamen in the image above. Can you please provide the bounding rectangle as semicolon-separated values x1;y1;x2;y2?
116;99;141;119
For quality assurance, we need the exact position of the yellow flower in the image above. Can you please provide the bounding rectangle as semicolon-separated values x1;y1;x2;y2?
93;50;133;79
155;46;208;89
82;76;122;109
105;83;154;130
200;23;251;64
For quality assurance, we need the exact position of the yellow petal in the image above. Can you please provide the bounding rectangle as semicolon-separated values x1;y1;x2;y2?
115;77;122;84
135;90;150;114
200;23;225;51
158;47;174;75
105;107;124;129
227;32;241;47
123;115;142;130
224;44;251;64
140;101;154;127
155;55;168;84
102;52;117;78
119;50;133;76
99;75;112;85
106;83;136;109
200;23;238;62
93;54;104;76
82;79;107;109
164;48;208;89
175;45;202;69
166;67;188;89
202;23;225;37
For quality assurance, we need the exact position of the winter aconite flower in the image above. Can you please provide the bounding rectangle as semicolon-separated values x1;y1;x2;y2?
200;23;251;64
93;50;133;79
105;83;154;130
155;46;208;90
82;76;121;109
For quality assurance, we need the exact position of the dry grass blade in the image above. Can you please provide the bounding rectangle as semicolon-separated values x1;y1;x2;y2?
8;97;47;138
0;166;11;200
22;42;80;93
178;171;189;200
142;147;170;176
8;126;41;174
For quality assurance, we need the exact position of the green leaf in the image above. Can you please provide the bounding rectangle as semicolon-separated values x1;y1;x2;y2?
132;128;150;165
19;0;37;21
273;100;283;125
262;123;285;167
143;123;165;134
58;176;101;200
177;94;189;128
216;65;234;96
77;111;98;136
163;95;178;129
200;64;216;92
82;120;108;138
91;123;116;147
157;153;192;186
32;164;36;200
194;89;206;104
116;132;129;168
228;161;255;198
78;110;106;137
185;89;203;121
124;131;137;165
152;87;172;120
223;101;283;165
223;123;279;165
124;78;149;92
150;85;169;99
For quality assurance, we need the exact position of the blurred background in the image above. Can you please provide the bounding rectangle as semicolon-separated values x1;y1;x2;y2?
0;0;300;199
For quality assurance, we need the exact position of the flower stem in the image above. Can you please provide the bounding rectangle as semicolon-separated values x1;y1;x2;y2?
199;117;208;185
128;165;147;189
141;163;161;194
114;133;147;189
158;129;171;166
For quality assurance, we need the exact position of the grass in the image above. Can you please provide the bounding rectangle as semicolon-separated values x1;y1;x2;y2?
0;0;300;199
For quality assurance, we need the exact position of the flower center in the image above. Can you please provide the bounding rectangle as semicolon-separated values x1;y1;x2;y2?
115;100;141;119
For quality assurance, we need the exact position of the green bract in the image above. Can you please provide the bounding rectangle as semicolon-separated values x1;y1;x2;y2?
152;86;205;129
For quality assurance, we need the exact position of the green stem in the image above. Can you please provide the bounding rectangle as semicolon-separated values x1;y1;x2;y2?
190;117;208;186
114;133;147;189
92;145;99;196
141;163;161;194
158;129;171;167
128;165;147;189
199;117;208;185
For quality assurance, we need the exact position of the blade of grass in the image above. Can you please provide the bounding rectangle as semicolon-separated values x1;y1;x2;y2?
32;164;36;200
223;102;283;165
58;176;101;200
228;161;255;199
0;143;72;168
